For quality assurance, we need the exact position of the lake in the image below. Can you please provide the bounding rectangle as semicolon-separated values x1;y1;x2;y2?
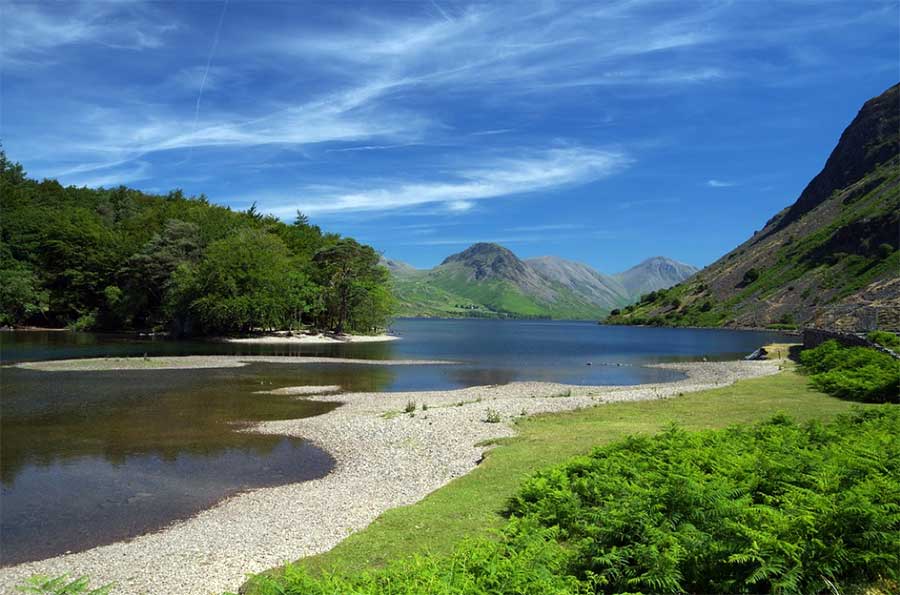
0;319;791;565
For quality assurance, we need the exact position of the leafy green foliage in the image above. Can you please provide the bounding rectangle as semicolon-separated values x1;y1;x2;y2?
248;409;899;595
484;408;502;423
800;340;899;403
869;330;900;351
509;409;900;594
0;243;48;326
16;574;111;595
245;528;584;595
0;152;391;334
312;239;392;333
187;230;301;333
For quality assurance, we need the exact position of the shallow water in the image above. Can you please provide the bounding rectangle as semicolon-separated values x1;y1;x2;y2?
0;319;791;565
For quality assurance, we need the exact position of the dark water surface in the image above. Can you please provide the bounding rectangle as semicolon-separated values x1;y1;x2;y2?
0;319;791;565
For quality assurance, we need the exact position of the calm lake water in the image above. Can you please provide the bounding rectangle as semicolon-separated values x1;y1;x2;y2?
0;319;791;565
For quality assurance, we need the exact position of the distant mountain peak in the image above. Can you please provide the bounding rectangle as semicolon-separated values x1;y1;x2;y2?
615;256;699;297
441;242;514;263
378;256;417;275
440;242;529;282
641;256;684;265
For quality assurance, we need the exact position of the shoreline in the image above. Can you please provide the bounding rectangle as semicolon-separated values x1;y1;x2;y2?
0;359;780;595
12;355;453;372
0;328;400;342
598;321;801;334
220;332;398;344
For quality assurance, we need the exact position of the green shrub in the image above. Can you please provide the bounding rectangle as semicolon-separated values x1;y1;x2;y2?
249;410;899;595
742;268;760;284
404;400;416;414
869;330;900;351
246;527;582;595
67;312;97;332
16;575;111;594
484;408;502;423
509;409;900;594
799;340;899;403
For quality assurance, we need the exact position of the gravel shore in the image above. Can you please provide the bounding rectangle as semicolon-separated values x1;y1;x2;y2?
0;360;779;595
13;355;453;372
222;333;398;345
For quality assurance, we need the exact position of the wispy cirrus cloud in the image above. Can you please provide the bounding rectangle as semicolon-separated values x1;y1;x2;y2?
615;198;681;210
12;0;729;189
62;161;153;188
707;179;737;188
507;224;586;232
0;1;176;66
268;2;721;97
266;147;630;215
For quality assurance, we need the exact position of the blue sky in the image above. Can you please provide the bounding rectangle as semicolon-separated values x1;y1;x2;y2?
2;1;897;272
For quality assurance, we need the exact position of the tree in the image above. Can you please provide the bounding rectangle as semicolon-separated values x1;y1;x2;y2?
312;239;392;333
245;201;263;222
121;219;203;329
0;148;26;185
0;245;49;326
189;229;305;333
0;150;391;335
743;268;760;284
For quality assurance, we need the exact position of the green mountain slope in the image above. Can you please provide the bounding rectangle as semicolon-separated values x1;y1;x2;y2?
606;83;900;329
388;244;695;319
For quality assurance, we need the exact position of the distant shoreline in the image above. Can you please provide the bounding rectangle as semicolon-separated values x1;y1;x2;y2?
220;332;398;345
14;354;449;372
0;327;399;343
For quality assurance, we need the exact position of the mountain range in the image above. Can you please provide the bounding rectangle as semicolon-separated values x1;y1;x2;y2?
606;83;899;329
384;244;697;319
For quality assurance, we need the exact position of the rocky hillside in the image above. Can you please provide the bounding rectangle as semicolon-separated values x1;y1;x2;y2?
614;257;699;297
606;83;900;329
527;256;629;308
387;243;695;319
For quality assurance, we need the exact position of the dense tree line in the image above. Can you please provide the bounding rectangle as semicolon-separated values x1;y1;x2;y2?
0;152;392;335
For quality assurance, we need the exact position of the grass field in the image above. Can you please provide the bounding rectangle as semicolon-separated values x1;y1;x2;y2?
253;367;875;587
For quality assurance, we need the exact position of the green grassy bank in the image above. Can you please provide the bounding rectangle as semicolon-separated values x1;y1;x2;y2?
249;367;876;589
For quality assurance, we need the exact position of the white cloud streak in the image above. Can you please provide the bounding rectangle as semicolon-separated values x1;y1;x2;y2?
507;224;586;232
707;179;737;188
11;0;876;206
265;147;630;215
28;0;715;176
0;1;176;66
